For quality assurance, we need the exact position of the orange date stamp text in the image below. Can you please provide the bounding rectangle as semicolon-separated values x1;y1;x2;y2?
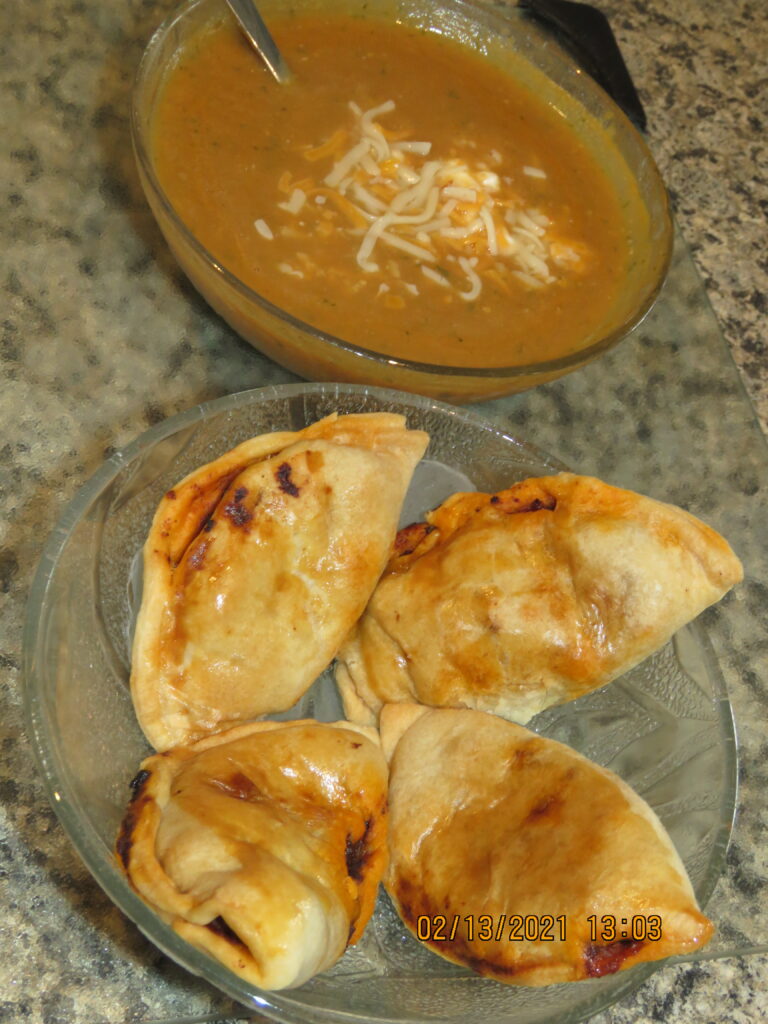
415;914;567;943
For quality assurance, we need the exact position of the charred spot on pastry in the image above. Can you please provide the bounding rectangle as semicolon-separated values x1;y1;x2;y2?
207;915;247;949
276;461;300;497
584;939;644;977
116;771;151;867
186;538;210;572
394;521;433;558
504;495;557;513
128;768;151;800
165;489;177;500
345;819;373;882
115;819;135;868
175;468;249;562
494;489;557;514
223;486;254;527
526;496;556;512
115;795;149;866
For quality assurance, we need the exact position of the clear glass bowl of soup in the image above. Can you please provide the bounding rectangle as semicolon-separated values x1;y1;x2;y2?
132;0;673;403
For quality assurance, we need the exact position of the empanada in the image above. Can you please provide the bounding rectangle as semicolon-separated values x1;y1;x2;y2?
380;704;714;985
130;412;428;750
116;719;389;990
336;473;742;725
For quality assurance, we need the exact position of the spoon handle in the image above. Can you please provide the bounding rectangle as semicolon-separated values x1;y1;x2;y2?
224;0;292;83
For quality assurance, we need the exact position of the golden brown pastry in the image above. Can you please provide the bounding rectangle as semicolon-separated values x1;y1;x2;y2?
130;412;428;750
116;719;389;990
380;704;714;985
336;473;743;725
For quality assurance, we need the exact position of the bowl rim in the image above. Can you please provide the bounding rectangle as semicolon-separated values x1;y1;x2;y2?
130;0;674;381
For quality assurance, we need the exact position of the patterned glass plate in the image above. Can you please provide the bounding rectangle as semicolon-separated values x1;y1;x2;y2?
24;382;737;1024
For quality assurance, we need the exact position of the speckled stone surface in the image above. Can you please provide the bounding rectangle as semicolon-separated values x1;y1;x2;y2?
600;0;768;434
2;0;767;1022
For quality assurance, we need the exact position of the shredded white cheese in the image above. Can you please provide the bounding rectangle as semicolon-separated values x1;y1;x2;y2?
442;186;478;202
267;100;588;303
421;265;450;287
324;140;372;188
458;256;482;302
278;188;307;215
277;262;304;278
395;141;432;155
254;218;273;240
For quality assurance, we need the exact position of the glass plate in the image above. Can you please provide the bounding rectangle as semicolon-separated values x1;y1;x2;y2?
24;382;737;1024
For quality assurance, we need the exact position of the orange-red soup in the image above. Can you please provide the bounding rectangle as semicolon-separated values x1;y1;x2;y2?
151;14;631;368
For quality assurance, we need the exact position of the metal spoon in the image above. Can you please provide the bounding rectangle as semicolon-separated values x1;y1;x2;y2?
224;0;292;83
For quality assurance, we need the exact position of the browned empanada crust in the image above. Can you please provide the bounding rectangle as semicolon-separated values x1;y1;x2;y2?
116;719;389;990
381;704;714;986
130;412;428;750
336;473;743;725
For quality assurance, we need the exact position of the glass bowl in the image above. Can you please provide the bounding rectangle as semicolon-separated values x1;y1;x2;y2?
24;383;736;1024
131;0;673;404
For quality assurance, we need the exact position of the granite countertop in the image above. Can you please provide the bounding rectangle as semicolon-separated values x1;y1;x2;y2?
2;0;766;1022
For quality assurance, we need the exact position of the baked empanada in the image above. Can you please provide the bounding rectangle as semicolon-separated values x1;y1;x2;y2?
380;704;714;985
116;719;388;990
336;473;742;725
130;412;428;750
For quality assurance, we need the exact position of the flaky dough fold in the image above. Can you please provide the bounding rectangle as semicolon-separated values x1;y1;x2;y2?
130;412;428;750
117;719;389;990
337;474;742;724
